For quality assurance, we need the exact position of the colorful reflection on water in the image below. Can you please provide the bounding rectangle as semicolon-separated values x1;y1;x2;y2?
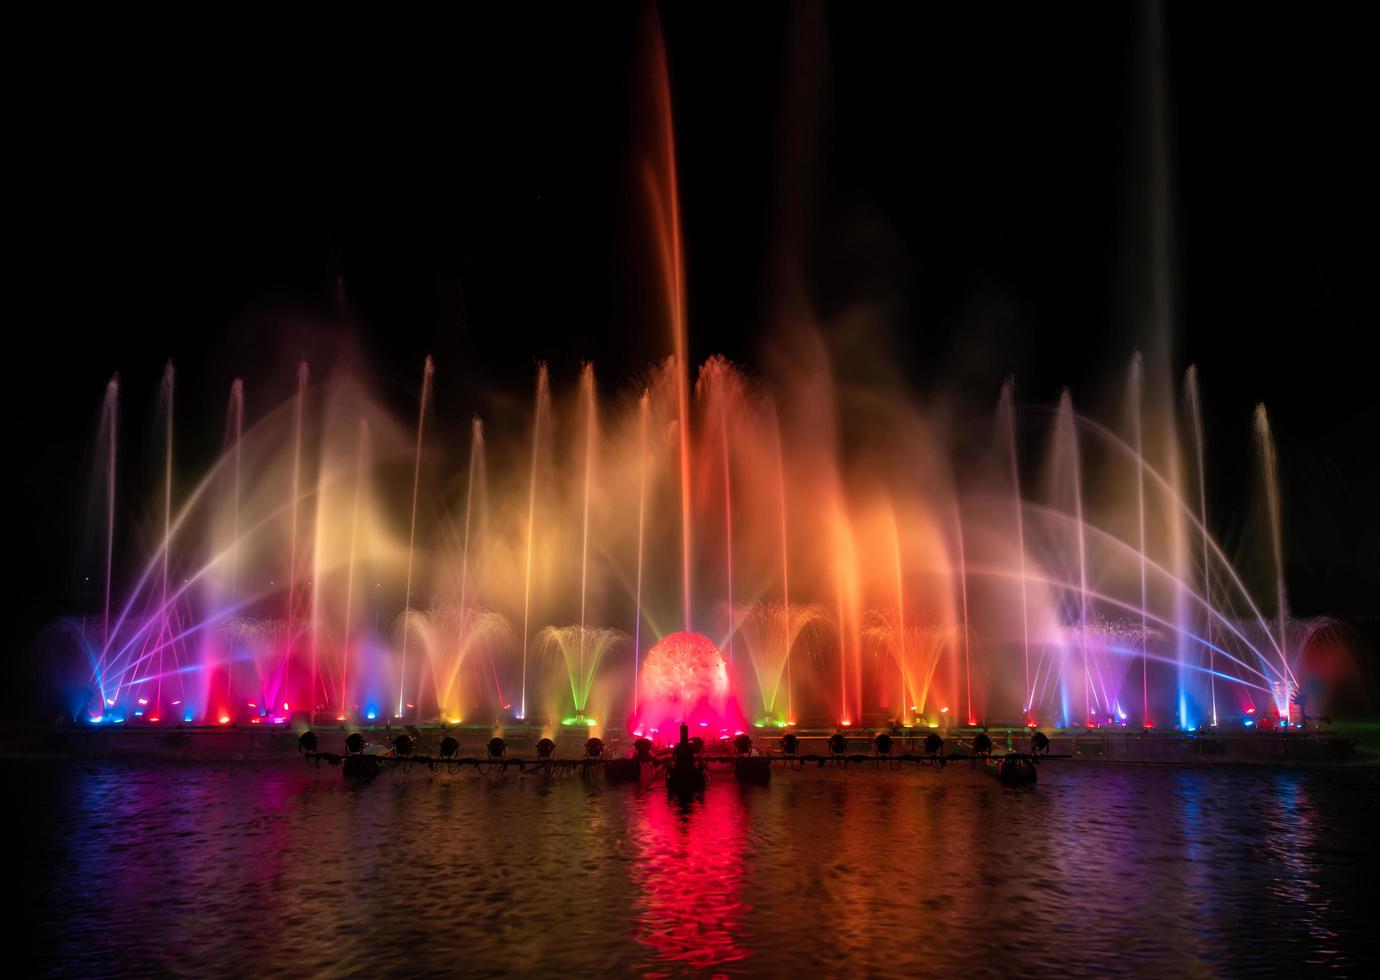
15;762;1380;975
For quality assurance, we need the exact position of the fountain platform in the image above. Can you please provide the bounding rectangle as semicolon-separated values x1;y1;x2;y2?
1;724;1366;768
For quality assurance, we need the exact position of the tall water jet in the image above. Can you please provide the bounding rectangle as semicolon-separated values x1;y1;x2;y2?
1254;403;1293;709
280;360;308;703
633;391;649;713
576;364;598;718
519;364;550;720
223;378;243;706
954;504;972;725
771;407;793;722
719;386;734;670
1057;390;1092;726
157;361;175;711
890;507;908;722
640;6;692;632
459;416;499;713
1129;352;1150;724
1184;365;1215;725
999;378;1031;712
339;418;369;717
397;355;434;720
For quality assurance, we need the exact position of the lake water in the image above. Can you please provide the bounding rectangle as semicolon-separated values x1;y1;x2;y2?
15;759;1379;976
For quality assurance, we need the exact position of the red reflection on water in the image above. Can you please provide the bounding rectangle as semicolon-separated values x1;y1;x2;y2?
629;788;751;972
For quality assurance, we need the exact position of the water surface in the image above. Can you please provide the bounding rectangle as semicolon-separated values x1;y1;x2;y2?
16;760;1378;976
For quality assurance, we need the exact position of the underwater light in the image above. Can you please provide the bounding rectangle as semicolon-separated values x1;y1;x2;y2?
148;716;160;723
105;698;115;707
1244;719;1255;727
89;715;103;724
941;706;949;714
183;711;194;723
365;709;377;720
218;715;231;725
337;714;347;722
137;698;148;706
133;710;143;717
1245;706;1257;715
841;719;852;727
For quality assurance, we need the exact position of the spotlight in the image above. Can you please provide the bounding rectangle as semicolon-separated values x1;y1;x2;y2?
536;737;556;759
392;733;414;756
298;731;318;755
487;736;506;760
1030;731;1050;755
875;733;894;756
440;735;459;759
971;732;992;756
828;732;848;756
733;734;752;756
923;733;943;756
345;732;365;755
780;732;799;756
585;736;604;759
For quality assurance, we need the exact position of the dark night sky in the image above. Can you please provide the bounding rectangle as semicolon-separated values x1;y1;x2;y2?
9;3;1379;688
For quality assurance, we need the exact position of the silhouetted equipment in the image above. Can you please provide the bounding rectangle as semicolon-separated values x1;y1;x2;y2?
1030;731;1050;755
633;737;653;759
828;732;848;756
923;733;943;756
689;736;704;755
585;736;604;759
972;732;993;756
439;735;459;759
536;737;556;759
780;732;799;756
733;734;753;756
487;737;506;760
343;754;380;781
998;755;1038;784
875;733;894;756
345;732;366;755
392;733;414;756
668;722;706;795
298;731;318;754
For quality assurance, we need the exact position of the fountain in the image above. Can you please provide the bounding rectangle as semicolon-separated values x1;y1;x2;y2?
45;8;1360;751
